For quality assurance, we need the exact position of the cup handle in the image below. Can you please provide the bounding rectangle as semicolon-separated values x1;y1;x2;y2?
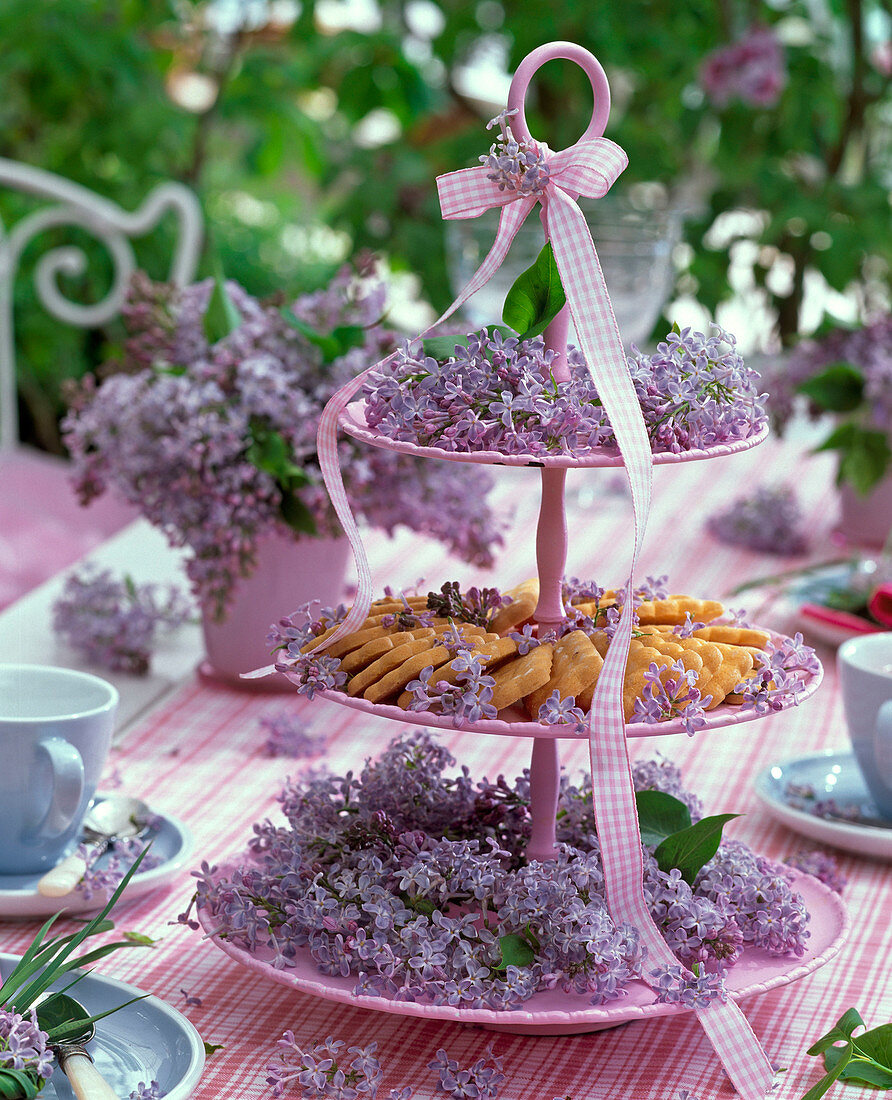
875;700;892;787
31;737;85;840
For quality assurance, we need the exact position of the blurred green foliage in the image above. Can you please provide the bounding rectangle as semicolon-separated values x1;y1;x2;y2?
2;0;890;450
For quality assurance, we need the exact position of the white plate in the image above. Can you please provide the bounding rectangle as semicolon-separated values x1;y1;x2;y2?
0;803;193;920
754;749;892;861
0;953;205;1099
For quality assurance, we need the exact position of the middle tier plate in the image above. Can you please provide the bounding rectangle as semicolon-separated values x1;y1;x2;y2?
340;400;769;468
293;628;823;740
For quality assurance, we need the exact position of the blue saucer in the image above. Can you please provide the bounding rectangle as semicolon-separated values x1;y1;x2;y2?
0;800;193;919
0;953;204;1099
755;749;892;861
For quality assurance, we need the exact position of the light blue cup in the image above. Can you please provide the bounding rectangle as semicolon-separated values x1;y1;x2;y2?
838;633;892;820
0;664;118;874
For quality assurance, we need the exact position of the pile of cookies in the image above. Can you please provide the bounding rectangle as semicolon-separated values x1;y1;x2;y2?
302;580;774;725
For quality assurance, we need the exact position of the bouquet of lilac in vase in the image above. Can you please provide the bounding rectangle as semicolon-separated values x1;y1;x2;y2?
62;259;505;680
768;315;892;545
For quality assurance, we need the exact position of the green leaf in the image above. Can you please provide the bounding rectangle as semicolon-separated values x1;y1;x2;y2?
635;790;692;847
497;933;535;969
0;1067;41;1099
838;430;892;496
807;1008;866;1055
202;276;242;345
796;362;865;412
204;1042;225;1057
245;427;310;493
280;308;366;362
279;491;317;536
824;1024;892;1087
801;1042;853;1100
653;813;741;885
9;850;148;1011
421;326;517;361
502;241;566;340
122;931;158;946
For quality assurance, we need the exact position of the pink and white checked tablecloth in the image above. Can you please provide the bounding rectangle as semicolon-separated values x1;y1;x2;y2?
2;428;889;1099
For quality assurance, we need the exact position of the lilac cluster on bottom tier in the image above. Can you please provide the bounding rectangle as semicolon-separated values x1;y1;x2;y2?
189;733;810;1011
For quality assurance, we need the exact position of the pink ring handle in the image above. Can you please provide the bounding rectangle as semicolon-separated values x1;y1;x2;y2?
507;41;611;151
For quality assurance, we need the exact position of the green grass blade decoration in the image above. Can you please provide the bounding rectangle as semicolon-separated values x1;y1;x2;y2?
10;848;148;1011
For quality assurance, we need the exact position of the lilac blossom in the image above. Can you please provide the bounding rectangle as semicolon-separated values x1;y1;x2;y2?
129;1082;165;1100
277;654;347;700
630;660;712;735
429;1045;505;1099
700;25;787;109
508;624;541;654
267;1034;383;1098
76;836;162;901
706;485;808;555
260;712;326;758
190;732;811;1012
363;324;766;459
64;267;504;620
0;1007;53;1081
784;850;847;894
732;633;820;713
537;691;586;732
52;565;192;675
769;314;892;435
650;964;728;1008
481;108;551;195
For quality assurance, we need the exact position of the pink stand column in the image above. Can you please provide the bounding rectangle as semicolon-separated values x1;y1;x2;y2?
526;305;572;862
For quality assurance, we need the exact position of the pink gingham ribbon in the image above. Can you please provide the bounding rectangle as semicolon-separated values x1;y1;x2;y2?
309;121;775;1099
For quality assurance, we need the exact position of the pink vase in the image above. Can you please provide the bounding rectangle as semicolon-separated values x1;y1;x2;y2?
838;479;892;548
200;533;352;689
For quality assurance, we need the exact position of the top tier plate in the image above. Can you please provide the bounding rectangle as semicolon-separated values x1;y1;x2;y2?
340;400;769;468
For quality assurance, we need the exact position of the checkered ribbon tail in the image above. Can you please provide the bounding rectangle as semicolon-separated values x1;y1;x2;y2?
311;134;776;1097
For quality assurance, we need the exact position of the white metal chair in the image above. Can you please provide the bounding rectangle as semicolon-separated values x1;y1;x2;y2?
0;160;203;607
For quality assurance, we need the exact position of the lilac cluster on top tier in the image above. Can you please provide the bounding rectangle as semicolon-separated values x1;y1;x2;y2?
362;325;767;457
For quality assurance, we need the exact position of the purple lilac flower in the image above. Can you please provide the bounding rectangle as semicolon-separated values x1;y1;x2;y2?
733;633;820;713
192;732;810;1012
277;654;347;700
650;964;728;1008
695;841;810;956
180;989;203;1007
63;267;504;620
76;836;163;901
266;1033;383;1099
630;660;712;735
678;1091;702;1100
52;565;192;675
0;1007;53;1081
129;1082;164;1100
508;624;542;654
429;1045;505;1099
769;315;892;436
481;108;550;196
706;485;808;555
700;25;787;108
260;712;326;759
784;850;847;894
363;324;765;459
537;691;586;733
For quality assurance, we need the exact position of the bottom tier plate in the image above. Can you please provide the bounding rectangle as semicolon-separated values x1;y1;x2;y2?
199;862;848;1036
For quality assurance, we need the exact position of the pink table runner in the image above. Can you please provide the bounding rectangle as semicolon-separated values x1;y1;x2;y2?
3;429;889;1099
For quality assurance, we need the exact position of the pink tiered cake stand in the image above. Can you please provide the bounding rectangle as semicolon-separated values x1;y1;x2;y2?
204;41;845;1049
